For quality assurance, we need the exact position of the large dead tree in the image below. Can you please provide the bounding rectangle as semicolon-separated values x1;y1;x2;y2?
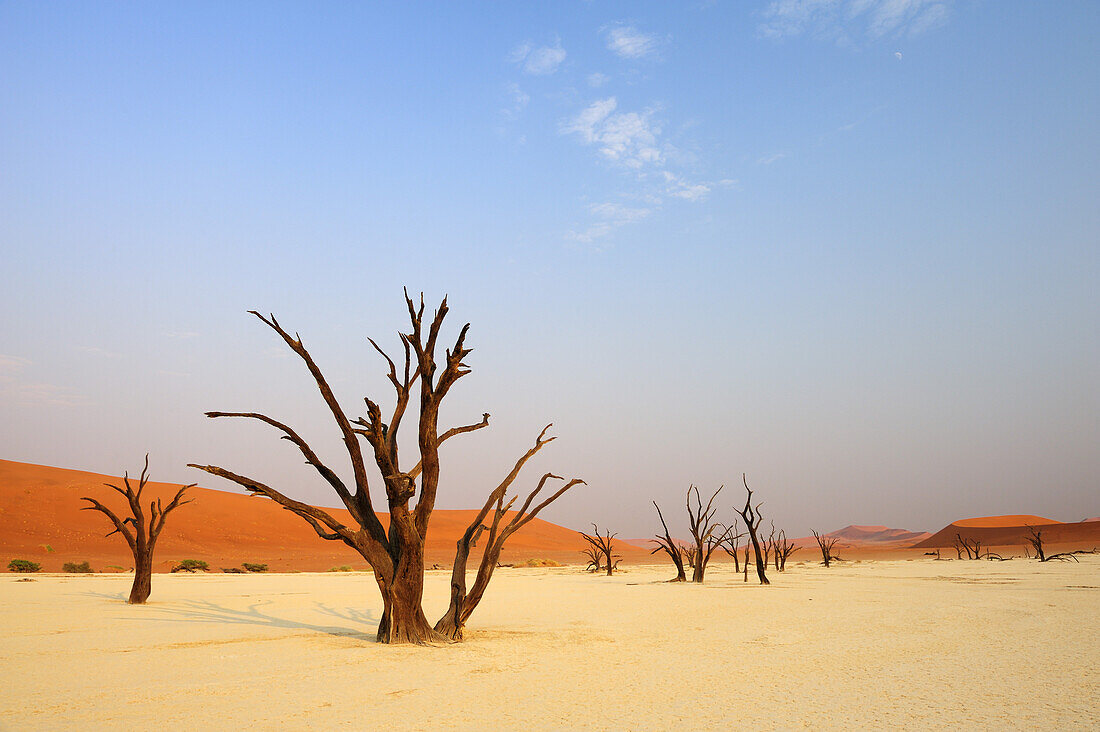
189;293;583;644
81;455;193;604
650;501;687;582
736;474;769;584
580;524;621;576
811;530;840;567
955;533;985;560
685;485;737;583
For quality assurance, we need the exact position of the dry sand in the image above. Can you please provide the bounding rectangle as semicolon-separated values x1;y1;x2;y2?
2;557;1097;730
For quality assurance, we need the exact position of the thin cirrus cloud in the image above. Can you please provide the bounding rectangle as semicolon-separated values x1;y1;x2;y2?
603;24;662;59
509;39;567;75
0;354;86;406
758;0;952;42
568;202;652;244
561;97;663;170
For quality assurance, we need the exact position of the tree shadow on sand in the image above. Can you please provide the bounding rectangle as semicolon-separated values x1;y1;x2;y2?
138;598;379;641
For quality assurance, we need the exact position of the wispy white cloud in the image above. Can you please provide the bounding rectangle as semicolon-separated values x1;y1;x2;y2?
759;0;952;43
604;24;662;59
501;82;530;120
0;354;86;406
568;202;652;244
561;97;663;170
510;38;567;75
587;72;611;88
662;172;711;201
76;345;121;358
757;151;788;165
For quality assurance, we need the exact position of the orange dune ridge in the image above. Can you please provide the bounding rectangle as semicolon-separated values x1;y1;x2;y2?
0;459;647;572
915;514;1100;551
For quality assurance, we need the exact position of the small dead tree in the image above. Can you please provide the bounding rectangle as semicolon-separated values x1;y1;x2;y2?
580;524;621;576
811;530;840;567
650;501;687;582
80;455;193;604
720;518;742;573
189;293;583;644
685;485;736;583
773;529;799;571
1025;526;1080;563
736;474;769;585
956;533;984;560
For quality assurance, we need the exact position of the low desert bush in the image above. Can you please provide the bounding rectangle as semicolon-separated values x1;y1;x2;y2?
222;567;245;573
62;561;93;573
171;559;210;573
8;559;41;573
242;563;268;573
328;565;354;572
519;558;562;567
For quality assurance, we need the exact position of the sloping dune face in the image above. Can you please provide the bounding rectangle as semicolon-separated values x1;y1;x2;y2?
0;459;644;571
915;514;1100;550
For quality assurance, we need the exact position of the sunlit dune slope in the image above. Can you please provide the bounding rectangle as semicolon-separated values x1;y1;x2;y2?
0;459;646;571
915;514;1100;550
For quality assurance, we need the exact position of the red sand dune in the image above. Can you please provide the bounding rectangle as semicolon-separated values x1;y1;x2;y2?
0;459;647;572
915;514;1100;550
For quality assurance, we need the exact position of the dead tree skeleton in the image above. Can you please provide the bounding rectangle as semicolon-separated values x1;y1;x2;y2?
772;527;799;571
720;518;742;573
650;501;687;582
812;530;841;567
736;475;769;585
580;524;621;576
189;293;583;643
685;485;737;583
1025;526;1080;563
81;455;193;604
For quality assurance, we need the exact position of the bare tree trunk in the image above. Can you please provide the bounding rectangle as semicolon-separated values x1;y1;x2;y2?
190;295;583;644
81;455;192;605
736;475;769;585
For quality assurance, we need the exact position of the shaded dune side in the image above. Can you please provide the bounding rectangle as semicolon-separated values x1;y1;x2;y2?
0;459;647;571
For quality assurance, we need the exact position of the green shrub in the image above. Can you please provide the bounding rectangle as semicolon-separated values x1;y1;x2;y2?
171;559;210;573
242;563;268;573
62;561;93;573
8;559;41;573
328;565;354;572
222;567;245;573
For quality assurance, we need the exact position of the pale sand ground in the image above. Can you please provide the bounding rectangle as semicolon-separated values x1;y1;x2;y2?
2;558;1097;730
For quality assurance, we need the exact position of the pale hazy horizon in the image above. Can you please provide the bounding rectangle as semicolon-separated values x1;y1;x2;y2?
2;2;1097;539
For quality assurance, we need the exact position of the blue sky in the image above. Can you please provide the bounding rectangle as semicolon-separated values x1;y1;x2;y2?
1;1;1097;537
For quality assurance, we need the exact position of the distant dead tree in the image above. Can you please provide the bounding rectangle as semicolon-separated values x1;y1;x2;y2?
685;485;737;583
736;475;769;585
955;533;984;560
1025;526;1080;563
720;518;742;573
650;501;687;582
811;530;841;567
770;527;799;571
189;293;583;643
80;455;193;604
580;524;621;576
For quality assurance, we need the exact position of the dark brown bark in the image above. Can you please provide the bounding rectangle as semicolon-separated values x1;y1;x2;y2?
1025;526;1081;563
436;457;583;641
650;501;687;582
189;293;582;644
684;486;738;583
773;528;799;571
736;474;769;585
812;530;840;567
580;525;620;576
81;455;193;604
720;519;742;573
